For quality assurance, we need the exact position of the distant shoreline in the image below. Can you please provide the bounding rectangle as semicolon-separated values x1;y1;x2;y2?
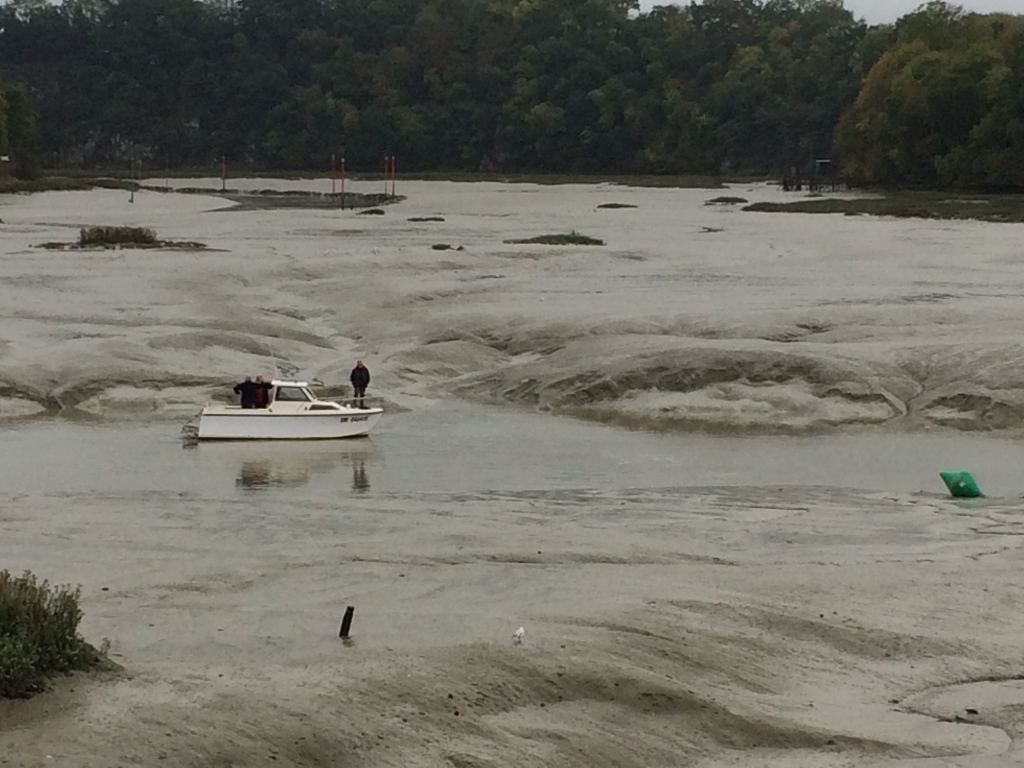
4;173;1023;224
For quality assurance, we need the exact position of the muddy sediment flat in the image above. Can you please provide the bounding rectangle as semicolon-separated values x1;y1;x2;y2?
3;180;1024;767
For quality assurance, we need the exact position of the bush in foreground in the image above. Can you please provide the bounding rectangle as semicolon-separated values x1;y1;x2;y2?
0;569;100;698
79;225;157;247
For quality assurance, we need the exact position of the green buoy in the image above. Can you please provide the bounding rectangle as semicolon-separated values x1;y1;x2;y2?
939;470;984;498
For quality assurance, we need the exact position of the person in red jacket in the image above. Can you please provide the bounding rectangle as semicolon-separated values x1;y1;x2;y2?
254;375;272;408
350;361;370;408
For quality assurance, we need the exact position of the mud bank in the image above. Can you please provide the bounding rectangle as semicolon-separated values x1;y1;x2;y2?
1;179;1024;433
4;180;1024;767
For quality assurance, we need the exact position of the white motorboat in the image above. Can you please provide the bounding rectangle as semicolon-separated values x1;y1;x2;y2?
187;380;382;441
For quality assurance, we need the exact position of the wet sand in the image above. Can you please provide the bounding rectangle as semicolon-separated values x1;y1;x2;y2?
3;180;1024;766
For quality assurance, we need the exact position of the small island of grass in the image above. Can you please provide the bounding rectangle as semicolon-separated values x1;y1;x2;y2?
504;231;605;246
596;203;637;209
705;196;748;205
743;194;1024;223
37;225;208;251
1;569;108;699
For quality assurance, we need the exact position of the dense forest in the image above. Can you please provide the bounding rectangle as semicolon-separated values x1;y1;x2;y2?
0;75;36;177
0;0;1021;187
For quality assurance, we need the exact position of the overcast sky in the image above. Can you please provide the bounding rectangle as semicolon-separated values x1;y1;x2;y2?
637;0;1022;24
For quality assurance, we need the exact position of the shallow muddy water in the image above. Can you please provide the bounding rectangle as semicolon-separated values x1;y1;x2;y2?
5;404;1024;497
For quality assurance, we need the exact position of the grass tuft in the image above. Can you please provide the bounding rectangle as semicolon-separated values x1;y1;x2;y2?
0;570;103;699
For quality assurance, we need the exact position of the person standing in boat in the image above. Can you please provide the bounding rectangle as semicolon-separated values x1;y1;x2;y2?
350;361;370;408
254;375;273;408
233;376;259;409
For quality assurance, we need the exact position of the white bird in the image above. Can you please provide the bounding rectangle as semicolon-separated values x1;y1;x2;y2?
512;626;525;644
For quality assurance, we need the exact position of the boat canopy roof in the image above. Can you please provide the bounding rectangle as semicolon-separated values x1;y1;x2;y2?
271;380;309;388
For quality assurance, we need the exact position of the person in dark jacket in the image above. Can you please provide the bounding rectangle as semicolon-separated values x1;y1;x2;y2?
350;361;370;408
234;376;259;408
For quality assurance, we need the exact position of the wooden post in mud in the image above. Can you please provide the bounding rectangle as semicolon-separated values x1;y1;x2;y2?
390;155;396;197
339;605;355;638
383;155;389;198
331;153;336;195
221;155;226;192
341;157;346;210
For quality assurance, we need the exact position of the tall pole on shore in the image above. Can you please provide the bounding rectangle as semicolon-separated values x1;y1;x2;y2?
341;156;346;210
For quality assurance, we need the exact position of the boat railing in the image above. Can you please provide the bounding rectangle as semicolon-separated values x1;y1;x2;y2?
340;396;384;409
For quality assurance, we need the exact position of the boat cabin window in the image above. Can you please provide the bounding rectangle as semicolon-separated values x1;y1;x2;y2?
272;386;313;402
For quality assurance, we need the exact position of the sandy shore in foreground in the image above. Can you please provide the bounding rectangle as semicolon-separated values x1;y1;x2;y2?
4;477;1024;767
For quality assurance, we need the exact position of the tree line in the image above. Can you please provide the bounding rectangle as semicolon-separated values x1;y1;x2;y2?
0;76;37;178
0;0;1021;188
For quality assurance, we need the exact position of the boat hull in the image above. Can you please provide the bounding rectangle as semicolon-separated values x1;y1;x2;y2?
196;408;382;440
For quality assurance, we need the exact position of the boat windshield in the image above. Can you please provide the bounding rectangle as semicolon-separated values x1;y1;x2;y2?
273;386;313;402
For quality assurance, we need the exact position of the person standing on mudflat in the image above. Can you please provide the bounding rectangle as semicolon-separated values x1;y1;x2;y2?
350;360;370;409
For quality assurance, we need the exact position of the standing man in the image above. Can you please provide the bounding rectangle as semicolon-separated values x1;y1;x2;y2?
350;360;370;409
234;376;258;408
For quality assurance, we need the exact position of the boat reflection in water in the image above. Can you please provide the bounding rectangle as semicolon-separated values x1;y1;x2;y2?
223;441;382;492
351;457;370;493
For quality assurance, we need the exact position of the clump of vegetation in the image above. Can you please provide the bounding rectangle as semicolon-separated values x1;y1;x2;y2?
357;208;385;216
0;569;103;698
743;194;1024;223
80;225;156;246
432;243;451;250
705;196;748;205
597;203;637;209
409;216;445;222
504;231;605;246
36;225;208;251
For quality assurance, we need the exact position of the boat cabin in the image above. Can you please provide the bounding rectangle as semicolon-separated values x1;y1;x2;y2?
268;381;344;411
